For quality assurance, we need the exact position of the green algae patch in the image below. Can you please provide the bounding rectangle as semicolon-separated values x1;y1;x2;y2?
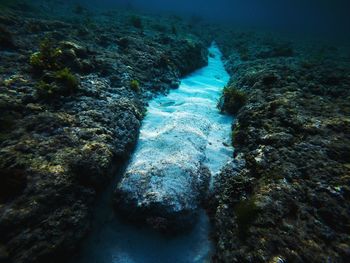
219;85;247;115
29;38;83;100
234;198;259;240
36;68;79;99
30;38;63;72
130;79;140;92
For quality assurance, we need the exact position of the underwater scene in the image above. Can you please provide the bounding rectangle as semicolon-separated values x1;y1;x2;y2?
0;0;349;263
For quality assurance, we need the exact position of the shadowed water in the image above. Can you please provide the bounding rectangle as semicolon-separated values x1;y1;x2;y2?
75;208;212;263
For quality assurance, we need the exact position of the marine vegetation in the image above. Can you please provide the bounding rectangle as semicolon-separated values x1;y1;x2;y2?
130;79;140;92
30;38;63;71
36;68;79;99
219;85;247;114
28;38;80;100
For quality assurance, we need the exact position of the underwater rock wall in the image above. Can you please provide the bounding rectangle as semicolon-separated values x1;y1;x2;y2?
210;30;350;262
0;5;207;263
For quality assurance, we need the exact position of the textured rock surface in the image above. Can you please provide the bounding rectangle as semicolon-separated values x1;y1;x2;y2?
0;3;208;262
210;30;350;263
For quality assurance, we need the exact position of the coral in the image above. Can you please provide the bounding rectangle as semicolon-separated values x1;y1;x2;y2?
213;31;350;263
238;47;249;61
130;79;140;92
172;39;208;76
219;86;247;114
258;44;294;59
262;73;278;85
0;0;33;12
0;0;19;10
0;7;213;263
29;38;81;99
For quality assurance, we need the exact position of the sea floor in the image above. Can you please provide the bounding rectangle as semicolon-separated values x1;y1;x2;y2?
73;44;233;263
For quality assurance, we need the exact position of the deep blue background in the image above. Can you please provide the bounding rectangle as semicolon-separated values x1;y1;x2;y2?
77;0;350;38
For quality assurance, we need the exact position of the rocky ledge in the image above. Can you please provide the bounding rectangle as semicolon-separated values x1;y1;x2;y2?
0;2;207;262
211;30;350;262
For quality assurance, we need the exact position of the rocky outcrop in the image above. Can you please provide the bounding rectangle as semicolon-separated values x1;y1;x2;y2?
211;30;350;263
115;162;210;232
0;4;208;263
171;39;208;76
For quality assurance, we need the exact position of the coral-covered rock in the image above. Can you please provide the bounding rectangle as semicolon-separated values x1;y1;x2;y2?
0;5;210;262
211;30;350;263
171;39;208;76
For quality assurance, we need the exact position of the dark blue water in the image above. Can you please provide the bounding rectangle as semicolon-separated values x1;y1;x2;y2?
77;0;350;39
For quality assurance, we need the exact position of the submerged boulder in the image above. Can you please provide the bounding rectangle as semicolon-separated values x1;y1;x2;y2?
114;160;210;232
113;115;212;232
